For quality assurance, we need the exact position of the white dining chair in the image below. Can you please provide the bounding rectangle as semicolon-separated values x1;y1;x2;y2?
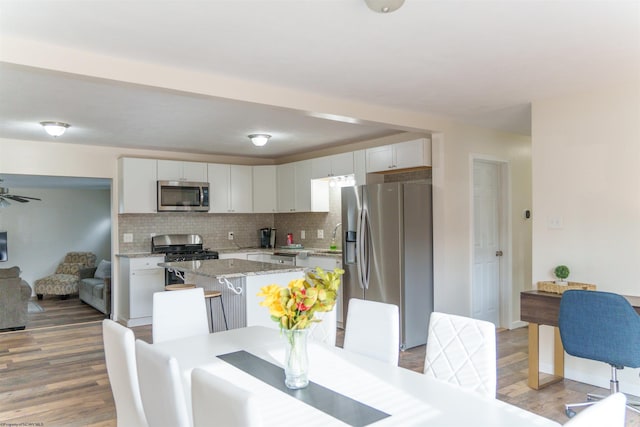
102;319;148;427
343;298;399;365
152;287;209;343
563;392;626;427
423;311;497;398
191;368;263;427
308;306;337;346
135;339;191;427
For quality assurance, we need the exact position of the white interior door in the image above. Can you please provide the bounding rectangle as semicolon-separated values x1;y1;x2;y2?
472;160;502;325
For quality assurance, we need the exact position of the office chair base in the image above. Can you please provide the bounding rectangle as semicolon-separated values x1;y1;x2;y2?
566;393;640;418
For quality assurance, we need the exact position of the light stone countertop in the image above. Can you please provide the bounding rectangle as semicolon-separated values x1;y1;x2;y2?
115;252;163;258
215;247;342;258
117;248;342;259
159;258;305;279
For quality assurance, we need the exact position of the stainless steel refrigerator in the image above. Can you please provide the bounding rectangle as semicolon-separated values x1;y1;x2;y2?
341;182;433;350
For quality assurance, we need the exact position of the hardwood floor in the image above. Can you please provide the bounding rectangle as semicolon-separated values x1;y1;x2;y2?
25;295;108;330
1;312;639;426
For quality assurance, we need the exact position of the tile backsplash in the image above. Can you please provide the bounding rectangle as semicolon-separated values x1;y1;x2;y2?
118;187;343;253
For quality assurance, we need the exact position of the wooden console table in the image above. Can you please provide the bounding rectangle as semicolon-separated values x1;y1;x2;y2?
520;290;640;390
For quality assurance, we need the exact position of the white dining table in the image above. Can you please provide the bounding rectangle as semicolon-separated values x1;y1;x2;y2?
152;326;561;427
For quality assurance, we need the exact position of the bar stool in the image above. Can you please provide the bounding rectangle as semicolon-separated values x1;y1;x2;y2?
165;284;196;291
204;290;228;332
165;285;228;332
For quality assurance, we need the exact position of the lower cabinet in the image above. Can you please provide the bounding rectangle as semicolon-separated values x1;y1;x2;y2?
118;256;165;326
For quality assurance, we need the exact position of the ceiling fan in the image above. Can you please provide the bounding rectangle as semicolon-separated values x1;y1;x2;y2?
0;180;41;207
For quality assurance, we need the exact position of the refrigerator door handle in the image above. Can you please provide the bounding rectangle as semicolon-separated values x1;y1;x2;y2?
358;204;370;290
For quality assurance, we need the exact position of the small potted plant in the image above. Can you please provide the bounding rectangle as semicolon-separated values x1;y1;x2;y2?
554;265;570;285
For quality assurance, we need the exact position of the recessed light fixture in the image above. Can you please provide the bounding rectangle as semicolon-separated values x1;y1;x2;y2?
40;121;71;137
364;0;405;13
248;134;271;147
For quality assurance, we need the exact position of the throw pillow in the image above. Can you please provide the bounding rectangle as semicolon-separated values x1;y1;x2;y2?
0;266;20;279
94;260;112;279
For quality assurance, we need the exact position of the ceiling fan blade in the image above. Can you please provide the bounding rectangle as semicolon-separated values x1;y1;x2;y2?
5;195;29;203
10;195;41;201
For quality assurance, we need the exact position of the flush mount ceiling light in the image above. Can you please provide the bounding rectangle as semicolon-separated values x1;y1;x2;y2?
248;134;271;147
364;0;405;13
40;121;70;137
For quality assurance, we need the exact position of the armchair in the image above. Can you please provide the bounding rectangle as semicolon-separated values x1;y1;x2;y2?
0;266;32;331
34;252;96;299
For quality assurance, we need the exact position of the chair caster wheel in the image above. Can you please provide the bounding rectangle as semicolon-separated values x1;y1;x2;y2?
565;408;576;418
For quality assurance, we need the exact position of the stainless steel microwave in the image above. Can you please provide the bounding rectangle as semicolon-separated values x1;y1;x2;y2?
157;181;210;212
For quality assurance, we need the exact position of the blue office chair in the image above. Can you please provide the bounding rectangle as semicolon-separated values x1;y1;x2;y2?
558;290;640;417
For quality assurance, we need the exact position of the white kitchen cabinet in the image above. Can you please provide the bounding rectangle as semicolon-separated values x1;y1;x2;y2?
366;138;431;173
118;157;158;213
276;163;296;212
208;164;253;213
118;255;165;326
353;149;366;185
252;165;277;213
311;152;354;179
277;161;329;212
294;160;313;211
246;253;269;262
218;252;248;260
157;160;207;182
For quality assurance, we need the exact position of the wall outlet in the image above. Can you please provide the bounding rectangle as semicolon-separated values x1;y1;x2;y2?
317;229;324;239
301;230;306;240
123;233;133;243
228;231;234;240
150;232;156;237
547;216;563;229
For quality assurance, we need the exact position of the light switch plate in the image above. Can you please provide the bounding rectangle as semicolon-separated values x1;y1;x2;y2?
301;230;306;239
123;233;133;243
317;229;324;239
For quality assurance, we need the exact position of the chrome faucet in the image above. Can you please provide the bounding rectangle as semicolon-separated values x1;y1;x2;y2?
332;223;342;239
330;223;342;250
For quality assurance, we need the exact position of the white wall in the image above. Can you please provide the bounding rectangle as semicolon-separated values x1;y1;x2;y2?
532;80;640;394
432;122;532;327
0;187;111;288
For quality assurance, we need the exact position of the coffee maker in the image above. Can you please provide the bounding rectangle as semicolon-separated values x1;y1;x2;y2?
259;228;276;248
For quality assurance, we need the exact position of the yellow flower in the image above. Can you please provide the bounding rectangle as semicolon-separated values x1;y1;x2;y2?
257;267;344;330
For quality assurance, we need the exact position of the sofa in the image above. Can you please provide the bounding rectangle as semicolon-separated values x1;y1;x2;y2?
34;252;96;299
79;259;111;315
0;266;32;331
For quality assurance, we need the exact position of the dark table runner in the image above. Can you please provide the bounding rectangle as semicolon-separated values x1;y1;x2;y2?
218;351;390;427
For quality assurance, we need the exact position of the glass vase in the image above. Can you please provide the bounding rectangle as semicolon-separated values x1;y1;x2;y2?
283;328;309;389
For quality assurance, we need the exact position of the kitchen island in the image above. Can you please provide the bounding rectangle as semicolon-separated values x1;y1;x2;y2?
159;258;306;330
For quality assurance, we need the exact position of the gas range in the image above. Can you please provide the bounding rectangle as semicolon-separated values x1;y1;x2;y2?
151;234;219;284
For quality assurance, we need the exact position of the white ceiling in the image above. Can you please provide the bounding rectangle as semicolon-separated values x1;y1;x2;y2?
0;0;638;160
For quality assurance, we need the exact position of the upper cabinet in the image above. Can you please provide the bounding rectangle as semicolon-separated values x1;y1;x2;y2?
157;160;207;182
253;165;277;213
353;150;366;185
119;157;157;213
310;152;354;179
208;164;252;213
276;163;296;212
366;138;431;173
277;160;329;213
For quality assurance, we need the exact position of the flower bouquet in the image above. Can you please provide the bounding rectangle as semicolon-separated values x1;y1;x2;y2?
257;266;344;388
